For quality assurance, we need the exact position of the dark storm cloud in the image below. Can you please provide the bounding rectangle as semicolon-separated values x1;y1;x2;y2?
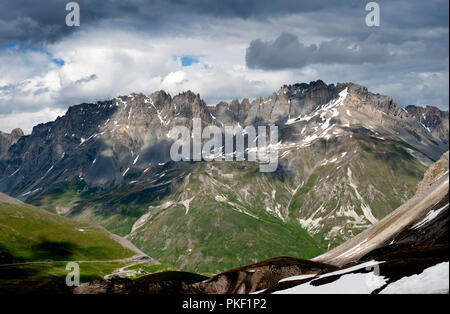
0;0;322;45
3;0;447;45
75;74;97;85
0;0;140;45
246;33;392;70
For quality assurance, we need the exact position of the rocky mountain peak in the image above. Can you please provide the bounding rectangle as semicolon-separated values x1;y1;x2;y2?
10;128;24;138
337;82;405;119
149;90;172;105
0;128;24;158
282;80;338;96
337;82;367;94
404;105;449;144
173;90;203;105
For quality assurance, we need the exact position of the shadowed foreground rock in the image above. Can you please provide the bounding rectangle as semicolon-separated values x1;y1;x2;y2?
73;258;338;294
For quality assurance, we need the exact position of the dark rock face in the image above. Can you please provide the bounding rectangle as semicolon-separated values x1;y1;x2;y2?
211;80;342;125
74;271;209;294
341;82;406;118
71;258;337;295
0;91;214;194
0;128;23;158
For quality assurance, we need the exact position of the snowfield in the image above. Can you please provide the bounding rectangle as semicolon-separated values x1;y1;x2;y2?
272;260;449;294
273;260;387;294
380;262;449;294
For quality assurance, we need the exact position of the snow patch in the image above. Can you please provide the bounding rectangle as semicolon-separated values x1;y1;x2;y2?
285;88;348;125
412;203;448;229
181;197;195;215
274;260;386;294
133;155;140;165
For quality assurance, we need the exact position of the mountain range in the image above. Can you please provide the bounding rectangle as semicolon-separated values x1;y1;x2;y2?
0;80;448;274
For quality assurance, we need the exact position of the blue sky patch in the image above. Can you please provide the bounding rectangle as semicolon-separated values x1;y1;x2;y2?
51;58;65;66
178;55;199;67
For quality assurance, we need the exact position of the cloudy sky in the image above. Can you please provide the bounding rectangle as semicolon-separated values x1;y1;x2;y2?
0;0;448;133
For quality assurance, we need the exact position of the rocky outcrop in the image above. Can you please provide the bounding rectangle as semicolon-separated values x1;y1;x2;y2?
417;151;449;193
74;271;208;294
255;154;449;294
0;128;23;158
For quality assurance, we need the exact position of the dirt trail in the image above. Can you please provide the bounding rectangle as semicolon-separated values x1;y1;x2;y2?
0;254;151;267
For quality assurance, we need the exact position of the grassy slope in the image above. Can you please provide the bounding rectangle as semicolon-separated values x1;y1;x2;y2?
131;199;322;274
0;202;135;262
0;199;141;291
30;164;323;274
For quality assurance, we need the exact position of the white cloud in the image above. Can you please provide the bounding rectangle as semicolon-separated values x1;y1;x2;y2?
374;71;449;108
0;107;66;134
1;25;292;121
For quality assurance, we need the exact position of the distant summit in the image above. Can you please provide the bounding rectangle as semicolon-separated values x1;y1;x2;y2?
0;128;23;158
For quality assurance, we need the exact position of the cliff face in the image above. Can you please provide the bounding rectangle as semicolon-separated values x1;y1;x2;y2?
405;105;449;146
